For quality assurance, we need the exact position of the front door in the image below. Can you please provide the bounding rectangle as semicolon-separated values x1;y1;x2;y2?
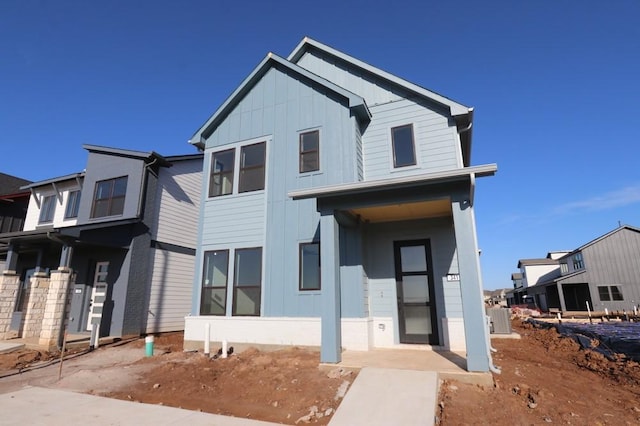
394;240;438;344
86;261;109;331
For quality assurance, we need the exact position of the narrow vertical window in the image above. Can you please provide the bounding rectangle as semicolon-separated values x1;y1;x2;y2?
391;124;416;168
200;250;229;315
209;149;235;197
239;142;266;193
598;286;610;301
91;176;127;218
232;247;262;316
610;286;624;301
38;195;56;223
299;130;320;173
299;242;320;291
64;190;81;219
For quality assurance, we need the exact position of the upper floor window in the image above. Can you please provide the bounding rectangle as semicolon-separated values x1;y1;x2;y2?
299;130;319;173
299;242;321;291
572;252;584;270
560;262;568;274
209;149;235;197
91;176;127;218
239;142;266;193
38;195;56;223
391;124;416;168
64;190;81;219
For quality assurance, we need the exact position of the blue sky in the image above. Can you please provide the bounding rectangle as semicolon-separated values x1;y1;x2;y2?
2;1;639;289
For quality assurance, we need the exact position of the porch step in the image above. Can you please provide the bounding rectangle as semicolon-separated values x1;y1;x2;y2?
0;341;25;354
329;367;438;426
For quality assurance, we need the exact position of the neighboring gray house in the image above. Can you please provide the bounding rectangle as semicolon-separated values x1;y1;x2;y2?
536;225;640;313
0;145;201;347
184;38;498;372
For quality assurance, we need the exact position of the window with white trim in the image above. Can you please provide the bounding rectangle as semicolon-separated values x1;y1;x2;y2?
208;141;266;197
64;190;81;219
39;195;56;223
200;250;229;315
232;247;262;316
391;124;416;168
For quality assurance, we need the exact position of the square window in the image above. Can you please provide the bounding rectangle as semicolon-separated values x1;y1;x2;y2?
610;286;624;301
209;149;235;197
299;130;319;173
232;247;262;316
91;176;127;218
239;143;266;193
299;242;320;291
39;195;56;223
598;286;611;301
200;250;229;315
391;124;416;168
64;190;81;219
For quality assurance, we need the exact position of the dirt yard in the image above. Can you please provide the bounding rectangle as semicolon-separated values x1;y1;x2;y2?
438;320;640;425
0;334;356;425
2;320;640;425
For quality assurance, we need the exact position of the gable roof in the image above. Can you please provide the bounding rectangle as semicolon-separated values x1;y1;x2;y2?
189;52;371;148
517;258;558;268
0;172;32;196
560;225;640;259
288;37;472;117
287;37;475;167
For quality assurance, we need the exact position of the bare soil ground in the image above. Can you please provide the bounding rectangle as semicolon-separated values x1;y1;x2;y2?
439;320;640;425
0;334;356;425
3;320;639;425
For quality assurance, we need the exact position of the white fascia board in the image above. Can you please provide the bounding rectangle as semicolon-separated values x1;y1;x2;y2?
288;164;497;200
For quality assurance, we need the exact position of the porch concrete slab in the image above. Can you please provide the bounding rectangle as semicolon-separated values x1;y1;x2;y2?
490;332;522;339
0;386;281;426
0;341;24;354
328;348;493;386
329;367;438;426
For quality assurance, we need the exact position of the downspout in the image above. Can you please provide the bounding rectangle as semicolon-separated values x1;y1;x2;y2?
137;157;158;220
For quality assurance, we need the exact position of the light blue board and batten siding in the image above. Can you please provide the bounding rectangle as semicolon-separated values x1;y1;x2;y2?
295;50;463;180
197;64;363;318
363;99;461;180
76;152;145;225
364;217;462;345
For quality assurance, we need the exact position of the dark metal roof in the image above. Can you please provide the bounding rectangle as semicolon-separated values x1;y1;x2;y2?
21;172;84;190
0;172;32;196
83;144;171;167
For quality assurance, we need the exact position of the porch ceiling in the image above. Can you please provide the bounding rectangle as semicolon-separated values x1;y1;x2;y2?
349;198;451;223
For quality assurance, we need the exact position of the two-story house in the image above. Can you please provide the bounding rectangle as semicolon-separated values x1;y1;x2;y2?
0;145;201;348
531;225;640;313
183;38;498;372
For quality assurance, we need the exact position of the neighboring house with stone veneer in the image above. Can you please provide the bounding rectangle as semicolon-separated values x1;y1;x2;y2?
0;173;32;271
184;38;498;372
0;145;202;347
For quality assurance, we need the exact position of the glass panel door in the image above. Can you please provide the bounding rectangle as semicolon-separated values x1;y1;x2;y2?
394;240;438;344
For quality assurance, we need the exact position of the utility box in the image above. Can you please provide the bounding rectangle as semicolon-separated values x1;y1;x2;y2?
487;308;512;334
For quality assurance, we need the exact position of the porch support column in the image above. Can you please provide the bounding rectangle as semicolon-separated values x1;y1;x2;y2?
4;243;19;273
556;282;567;312
59;244;74;270
34;248;45;275
451;194;490;372
320;208;341;363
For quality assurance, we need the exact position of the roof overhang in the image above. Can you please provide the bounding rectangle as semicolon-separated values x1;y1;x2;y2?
83;144;171;167
289;164;497;201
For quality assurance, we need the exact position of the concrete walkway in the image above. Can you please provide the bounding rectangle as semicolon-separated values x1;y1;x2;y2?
329;367;438;426
0;342;24;354
0;386;280;426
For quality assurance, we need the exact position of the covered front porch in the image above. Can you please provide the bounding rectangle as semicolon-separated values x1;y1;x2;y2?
290;165;497;372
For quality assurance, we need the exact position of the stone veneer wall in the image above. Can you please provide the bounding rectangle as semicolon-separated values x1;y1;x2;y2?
38;269;74;347
21;276;50;338
0;272;20;340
